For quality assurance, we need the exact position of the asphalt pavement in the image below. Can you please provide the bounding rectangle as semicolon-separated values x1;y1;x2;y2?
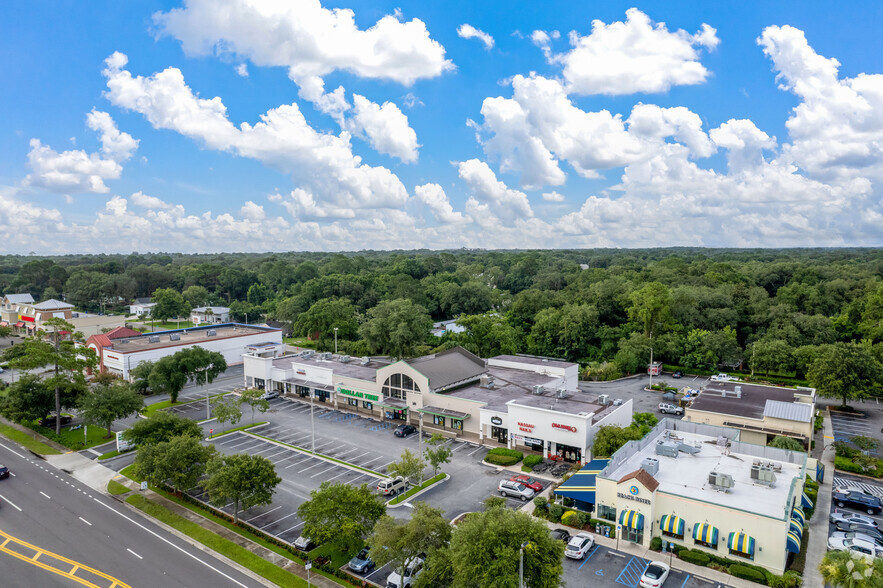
0;439;266;588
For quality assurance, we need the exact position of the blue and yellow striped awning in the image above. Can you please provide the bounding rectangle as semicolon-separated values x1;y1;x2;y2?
619;509;645;530
787;522;803;554
660;514;685;536
816;462;825;484
693;523;718;545
728;532;755;556
553;459;610;504
790;518;803;536
791;507;805;527
801;491;814;510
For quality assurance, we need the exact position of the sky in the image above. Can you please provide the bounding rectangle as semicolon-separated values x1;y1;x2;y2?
3;1;883;254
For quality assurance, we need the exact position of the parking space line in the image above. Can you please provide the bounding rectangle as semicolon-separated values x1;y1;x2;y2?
284;456;313;469
679;574;692;588
245;506;282;522
324;469;354;483
467;446;484;456
376;461;393;471
359;456;385;466
278;521;304;535
260;512;298;529
298;462;325;474
578;545;600;569
452;442;470;451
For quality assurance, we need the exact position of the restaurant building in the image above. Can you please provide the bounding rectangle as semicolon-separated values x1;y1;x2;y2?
242;347;632;463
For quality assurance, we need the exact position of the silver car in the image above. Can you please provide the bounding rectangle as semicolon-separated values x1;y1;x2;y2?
498;480;535;501
830;511;879;528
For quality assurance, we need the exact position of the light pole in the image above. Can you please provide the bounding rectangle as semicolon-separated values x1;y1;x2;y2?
648;329;654;391
244;312;248;325
310;392;316;455
519;544;524;588
205;372;211;421
333;327;338;354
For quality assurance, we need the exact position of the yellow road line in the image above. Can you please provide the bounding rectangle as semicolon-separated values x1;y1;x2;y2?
0;528;132;588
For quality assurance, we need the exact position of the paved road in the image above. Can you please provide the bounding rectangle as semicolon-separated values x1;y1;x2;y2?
0;440;264;588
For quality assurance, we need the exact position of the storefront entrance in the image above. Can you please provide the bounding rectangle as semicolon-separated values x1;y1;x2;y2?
315;389;330;403
296;385;310;398
491;426;508;443
385;409;407;420
556;443;582;463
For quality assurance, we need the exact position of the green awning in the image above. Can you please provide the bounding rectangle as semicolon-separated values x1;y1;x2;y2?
417;406;470;420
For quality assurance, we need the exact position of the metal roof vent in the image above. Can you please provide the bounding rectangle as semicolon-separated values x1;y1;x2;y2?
598;394;609;405
169;333;181;341
360;356;370;366
480;374;495;389
532;385;545;395
339;355;351;363
207;330;217;337
148;336;160;343
734;385;742;398
119;339;130;344
557;388;569;399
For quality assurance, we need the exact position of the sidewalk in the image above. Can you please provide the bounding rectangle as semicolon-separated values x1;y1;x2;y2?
802;413;835;588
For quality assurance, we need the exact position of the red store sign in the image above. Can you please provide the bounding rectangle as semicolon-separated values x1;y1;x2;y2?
552;423;577;433
517;421;534;432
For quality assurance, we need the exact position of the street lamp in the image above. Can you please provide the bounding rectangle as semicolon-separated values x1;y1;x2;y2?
519;540;530;588
310;392;316;455
244;312;248;325
333;327;338;354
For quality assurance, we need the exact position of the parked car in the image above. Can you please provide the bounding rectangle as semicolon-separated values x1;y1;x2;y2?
640;561;671;588
348;548;376;573
831;511;879;528
498;480;535;501
658;403;684;415
0;464;9;479
564;532;595;560
39;415;73;427
262;389;279;400
377;477;409;496
834;522;883;543
550;528;571;543
394;424;417;438
386;555;425;588
837;531;883;548
671;371;683;379
710;373;733;382
833;489;883;515
509;475;543;493
827;534;883;559
293;536;316;551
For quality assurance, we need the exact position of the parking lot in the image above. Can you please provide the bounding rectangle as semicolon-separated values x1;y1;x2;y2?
578;373;709;416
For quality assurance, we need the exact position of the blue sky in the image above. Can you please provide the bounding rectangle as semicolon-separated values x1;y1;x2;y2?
3;1;883;253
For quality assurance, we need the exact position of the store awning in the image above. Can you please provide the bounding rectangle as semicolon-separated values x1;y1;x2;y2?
553;459;610;503
417;406;470;420
0;321;7;327
692;523;718;545
728;532;755;556
791;507;805;527
15;321;24;327
786;529;802;554
787;510;804;554
790;518;803;536
816;462;825;483
375;397;408;410
660;514;685;536
801;491;814;510
619;509;644;530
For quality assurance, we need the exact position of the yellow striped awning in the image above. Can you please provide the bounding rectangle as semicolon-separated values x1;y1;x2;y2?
692;523;718;545
728;532;755;555
660;514;685;535
619;509;645;530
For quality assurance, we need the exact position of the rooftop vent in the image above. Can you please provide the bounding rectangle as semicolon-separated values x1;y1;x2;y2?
360;356;370;366
734;385;742;398
207;330;217;337
532;385;545;395
708;471;735;492
556;388;569;399
119;339;130;344
598;394;609;405
655;441;679;458
750;464;777;487
479;374;495;389
640;457;659;477
678;442;701;455
169;333;181;341
339;355;351;363
148;336;160;343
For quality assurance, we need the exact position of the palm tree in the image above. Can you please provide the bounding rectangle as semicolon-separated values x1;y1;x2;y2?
204;307;214;324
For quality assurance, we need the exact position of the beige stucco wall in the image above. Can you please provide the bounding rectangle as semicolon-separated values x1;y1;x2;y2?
684;409;811;445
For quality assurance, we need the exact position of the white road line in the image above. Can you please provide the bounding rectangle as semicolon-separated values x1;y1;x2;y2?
40;491;51;499
311;466;340;479
452;442;470;452
360;456;385;466
324;470;353;483
298;462;325;474
0;493;22;511
284;457;312;469
376;461;394;471
92;498;250;588
127;548;143;559
79;517;92;526
335;447;359;458
468;446;484;456
0;441;27;459
246;506;282;522
260;511;298;529
279;521;305;535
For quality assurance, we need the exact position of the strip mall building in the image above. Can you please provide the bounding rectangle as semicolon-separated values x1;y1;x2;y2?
557;418;818;574
242;346;633;464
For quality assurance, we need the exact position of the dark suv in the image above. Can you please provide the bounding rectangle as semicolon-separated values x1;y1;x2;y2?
394;424;417;438
833;490;883;515
834;521;883;542
0;464;9;479
39;415;73;428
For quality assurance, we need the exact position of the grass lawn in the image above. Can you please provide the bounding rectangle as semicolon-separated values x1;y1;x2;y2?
120;463;144;483
310;542;361;569
30;422;111;450
126;494;309;588
143;392;228;417
0;422;61;455
98;448;135;460
107;479;131;495
389;473;446;504
208;422;267;439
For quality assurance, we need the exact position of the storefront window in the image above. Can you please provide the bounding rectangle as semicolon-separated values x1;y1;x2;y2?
625;529;643;544
695;537;717;549
452;419;463;430
524;437;544;452
385;409;407;420
597;505;617;522
728;549;753;561
491;426;507;443
556;444;582;463
433;415;446;427
662;529;684;541
347;398;358;407
296;385;310;398
254;378;265;390
315;389;330;403
363;401;373;410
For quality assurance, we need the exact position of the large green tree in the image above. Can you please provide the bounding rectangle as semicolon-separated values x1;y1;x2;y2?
447;501;564;588
6;318;96;433
126;411;203;446
238;388;270;424
203;453;281;524
369;502;452;588
135;435;217;494
627;282;673;337
359;299;432;358
78;381;144;438
808;342;883;407
150;288;190;323
148;355;188;403
387;448;426;485
212;395;242;433
178;346;227;417
294;298;358;351
297;481;386;552
455;313;518;358
592;425;644;457
424;433;452;477
0;374;53;424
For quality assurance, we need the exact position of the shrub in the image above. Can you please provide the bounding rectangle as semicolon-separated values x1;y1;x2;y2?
533;496;548;509
679;550;710;567
650;537;662;551
562;497;574;507
484;454;520;467
833;441;859;459
549;504;564;523
561;510;581;528
486;448;524;460
523;454;543;468
729;564;768;584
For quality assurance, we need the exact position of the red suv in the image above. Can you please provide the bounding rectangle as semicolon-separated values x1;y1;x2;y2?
509;475;543;492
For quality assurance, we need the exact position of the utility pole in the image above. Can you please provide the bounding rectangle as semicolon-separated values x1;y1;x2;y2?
519;541;529;588
751;343;756;377
648;329;654;391
333;327;338;354
310;392;316;455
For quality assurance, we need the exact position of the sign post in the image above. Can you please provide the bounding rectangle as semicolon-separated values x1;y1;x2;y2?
305;561;311;587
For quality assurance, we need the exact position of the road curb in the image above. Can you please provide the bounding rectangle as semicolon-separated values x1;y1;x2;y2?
387;473;450;509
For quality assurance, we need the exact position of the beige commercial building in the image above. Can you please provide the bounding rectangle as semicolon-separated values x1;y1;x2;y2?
593;419;812;575
243;347;633;464
685;381;816;448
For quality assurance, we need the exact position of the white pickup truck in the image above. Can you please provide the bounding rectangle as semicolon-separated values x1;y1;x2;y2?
658;403;684;415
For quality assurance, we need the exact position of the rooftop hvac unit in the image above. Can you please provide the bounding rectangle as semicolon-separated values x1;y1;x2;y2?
655;441;679;458
339;355;351;363
148;336;160;343
640;457;659;477
708;471;735;491
734;385;742;398
678;442;701;455
479;374;495;389
169;334;181;341
532;385;545;395
319;352;332;360
750;465;777;486
360;356;370;366
119;339;130;344
301;350;314;358
598;394;609;405
557;388;569;399
207;330;217;337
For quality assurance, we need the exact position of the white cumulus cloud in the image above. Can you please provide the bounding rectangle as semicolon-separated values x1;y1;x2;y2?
458;159;533;225
414;183;466;224
457;24;494;50
348;95;419;163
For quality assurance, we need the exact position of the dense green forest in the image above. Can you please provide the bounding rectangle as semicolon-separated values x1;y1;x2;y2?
2;249;883;391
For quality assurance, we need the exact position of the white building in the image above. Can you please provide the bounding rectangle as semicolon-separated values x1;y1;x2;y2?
87;323;282;379
129;298;155;317
191;306;230;324
242;348;632;464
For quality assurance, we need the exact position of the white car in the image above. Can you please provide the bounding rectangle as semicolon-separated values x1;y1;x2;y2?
832;531;883;549
830;511;879;528
639;561;671;588
564;532;595;560
827;534;883;559
386;555;425;588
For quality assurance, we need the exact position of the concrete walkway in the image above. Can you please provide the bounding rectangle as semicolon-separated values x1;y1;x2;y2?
802;412;835;588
